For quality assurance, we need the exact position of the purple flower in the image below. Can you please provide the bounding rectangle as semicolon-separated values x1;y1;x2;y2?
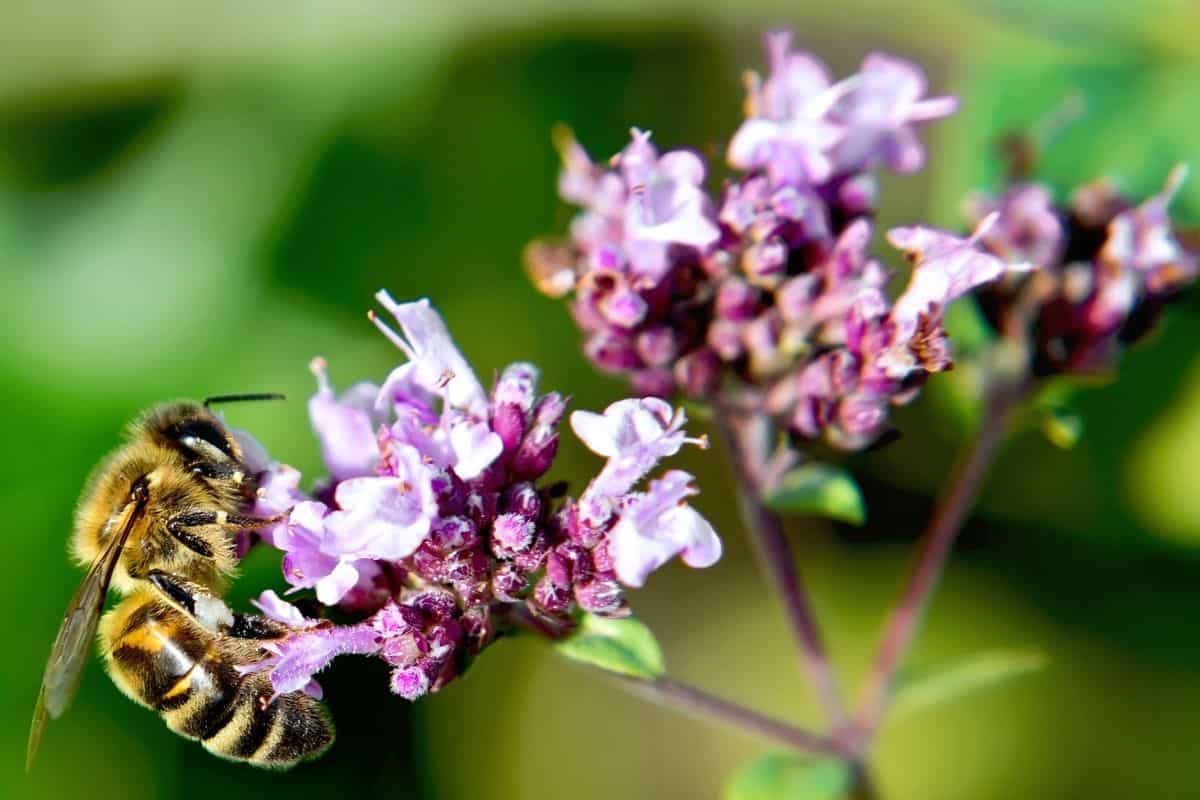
529;28;963;449
240;621;380;699
247;293;725;707
571;397;706;502
252;590;319;629
324;458;439;560
371;291;490;414
620;129;721;254
273;501;360;605
728;33;957;184
371;291;503;479
965;183;1065;268
308;357;386;482
727;31;844;184
568;399;718;585
608;470;722;587
969;165;1197;373
828;52;958;175
1101;165;1194;278
887;213;1033;346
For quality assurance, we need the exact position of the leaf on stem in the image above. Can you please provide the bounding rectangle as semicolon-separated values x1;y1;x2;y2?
763;463;866;525
1041;407;1083;449
725;753;851;800
554;613;665;679
890;649;1049;720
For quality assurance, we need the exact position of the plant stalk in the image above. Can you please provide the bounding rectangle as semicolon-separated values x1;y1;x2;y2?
855;374;1027;737
612;674;847;758
714;405;849;729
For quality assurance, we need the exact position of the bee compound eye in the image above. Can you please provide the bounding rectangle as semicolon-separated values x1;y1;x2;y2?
173;419;236;462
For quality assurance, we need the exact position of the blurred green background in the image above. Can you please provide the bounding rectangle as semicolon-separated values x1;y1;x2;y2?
6;1;1200;798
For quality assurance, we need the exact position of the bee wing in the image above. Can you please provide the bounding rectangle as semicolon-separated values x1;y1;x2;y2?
27;497;145;771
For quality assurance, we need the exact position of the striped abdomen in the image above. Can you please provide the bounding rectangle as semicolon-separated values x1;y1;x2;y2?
99;593;333;768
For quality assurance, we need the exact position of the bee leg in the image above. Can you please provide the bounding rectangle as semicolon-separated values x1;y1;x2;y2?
146;570;289;640
165;511;221;557
227;614;288;640
165;509;284;558
147;570;202;614
189;461;248;485
189;460;263;504
146;570;238;632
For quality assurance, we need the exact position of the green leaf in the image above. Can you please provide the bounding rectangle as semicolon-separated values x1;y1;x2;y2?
764;463;866;525
554;613;665;680
725;754;851;800
890;649;1049;720
1041;407;1083;449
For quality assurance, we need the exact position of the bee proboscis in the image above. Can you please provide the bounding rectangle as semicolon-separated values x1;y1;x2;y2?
28;397;333;770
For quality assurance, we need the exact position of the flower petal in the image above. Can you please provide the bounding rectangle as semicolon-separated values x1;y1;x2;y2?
373;292;489;413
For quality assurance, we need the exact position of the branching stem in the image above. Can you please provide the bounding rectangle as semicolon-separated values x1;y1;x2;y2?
855;374;1029;738
611;674;848;758
714;405;850;730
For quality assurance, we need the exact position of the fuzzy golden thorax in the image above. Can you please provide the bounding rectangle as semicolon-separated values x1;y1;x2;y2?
71;403;258;595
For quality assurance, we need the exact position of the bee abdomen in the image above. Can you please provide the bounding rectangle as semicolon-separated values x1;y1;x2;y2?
102;596;333;768
200;673;334;768
104;600;210;709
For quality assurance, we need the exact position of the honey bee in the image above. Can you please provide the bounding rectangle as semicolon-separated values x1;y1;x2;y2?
28;397;333;770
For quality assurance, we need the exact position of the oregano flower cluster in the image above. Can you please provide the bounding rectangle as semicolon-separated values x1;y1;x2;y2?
967;165;1196;374
235;292;717;701
526;31;1029;450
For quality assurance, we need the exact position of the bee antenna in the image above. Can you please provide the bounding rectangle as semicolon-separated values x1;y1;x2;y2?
203;393;287;408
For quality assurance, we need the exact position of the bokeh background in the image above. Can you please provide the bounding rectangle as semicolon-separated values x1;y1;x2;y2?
5;1;1200;798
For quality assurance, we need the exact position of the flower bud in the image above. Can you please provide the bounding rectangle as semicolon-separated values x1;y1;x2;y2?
460;605;494;654
743;236;788;287
584;330;643;372
491;513;535;558
511;426;559;481
391;665;431;701
631;367;675;397
503;481;541;519
575;579;628;616
635;326;679;366
715;277;760;320
492;564;528;602
673;348;722;398
533;574;572;614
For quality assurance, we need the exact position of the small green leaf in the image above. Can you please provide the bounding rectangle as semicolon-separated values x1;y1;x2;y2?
764;463;866;525
725;754;851;800
554;613;665;680
1041;407;1083;449
891;649;1049;720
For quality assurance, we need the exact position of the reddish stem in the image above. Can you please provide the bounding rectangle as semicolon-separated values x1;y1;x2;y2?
714;406;849;730
613;675;847;758
855;376;1027;737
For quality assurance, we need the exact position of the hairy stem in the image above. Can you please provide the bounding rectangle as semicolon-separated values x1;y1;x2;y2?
612;674;847;758
855;374;1028;736
714;406;849;729
510;603;843;756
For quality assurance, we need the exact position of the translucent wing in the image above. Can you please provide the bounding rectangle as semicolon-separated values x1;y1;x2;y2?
27;495;145;771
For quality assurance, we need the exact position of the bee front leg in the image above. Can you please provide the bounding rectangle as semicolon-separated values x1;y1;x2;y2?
165;509;284;559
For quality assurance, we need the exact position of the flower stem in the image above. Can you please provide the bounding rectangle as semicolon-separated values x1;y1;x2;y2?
611;673;847;758
714;406;849;730
855;373;1028;737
